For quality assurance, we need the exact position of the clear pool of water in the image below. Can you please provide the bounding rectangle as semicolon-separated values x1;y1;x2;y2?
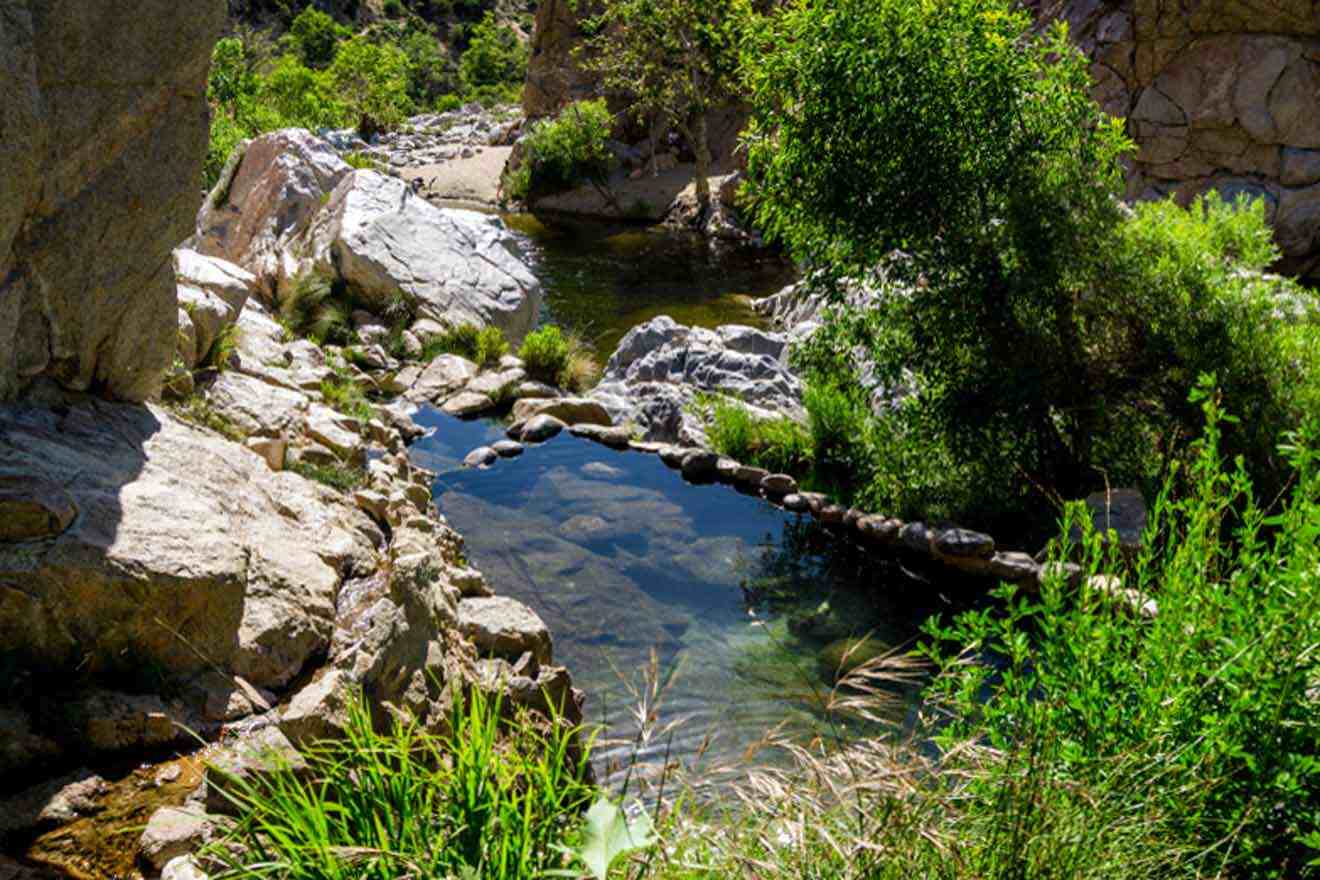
505;215;797;365
410;408;945;785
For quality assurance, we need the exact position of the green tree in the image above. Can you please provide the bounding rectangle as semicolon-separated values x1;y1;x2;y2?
328;37;414;137
745;0;1134;502
285;5;348;69
574;0;747;214
457;11;528;95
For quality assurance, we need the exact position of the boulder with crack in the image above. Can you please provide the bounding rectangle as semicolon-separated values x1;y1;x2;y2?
591;316;804;444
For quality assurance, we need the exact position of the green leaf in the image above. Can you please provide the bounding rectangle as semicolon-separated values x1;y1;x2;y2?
575;797;656;880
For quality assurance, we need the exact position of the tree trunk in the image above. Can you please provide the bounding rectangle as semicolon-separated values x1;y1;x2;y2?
693;110;712;216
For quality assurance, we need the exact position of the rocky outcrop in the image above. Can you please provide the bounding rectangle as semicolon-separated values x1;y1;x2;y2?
303;171;543;339
523;0;598;120
590;316;804;445
0;396;465;768
1039;0;1320;278
0;0;225;402
195;129;353;295
195;130;542;339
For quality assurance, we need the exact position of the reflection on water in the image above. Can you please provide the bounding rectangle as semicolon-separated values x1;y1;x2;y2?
504;215;797;364
411;409;945;784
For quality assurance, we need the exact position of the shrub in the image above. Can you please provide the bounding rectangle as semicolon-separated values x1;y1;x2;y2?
706;396;812;476
518;325;598;390
285;6;348;69
503;100;614;201
422;323;509;368
202;688;594;880
280;270;353;346
328;36;414;137
457;11;529;96
434;92;463;113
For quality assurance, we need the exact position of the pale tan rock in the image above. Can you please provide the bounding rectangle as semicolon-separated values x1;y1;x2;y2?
511;396;612;426
0;0;226;401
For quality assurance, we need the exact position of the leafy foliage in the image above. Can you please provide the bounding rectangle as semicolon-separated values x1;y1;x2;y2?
504;100;614;202
458;11;528;97
518;325;599;391
328;36;414;136
574;0;746;207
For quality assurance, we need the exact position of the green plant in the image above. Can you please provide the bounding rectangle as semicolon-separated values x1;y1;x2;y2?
284;5;349;69
328;36;414;137
434;92;463;113
421;323;509;368
203;688;595;880
919;387;1320;876
457;11;528;96
280;270;354;346
705;395;812;476
554;798;656;880
168;394;246;443
502;100;614;201
575;0;746;212
288;459;367;492
320;374;374;422
342;151;378;170
199;321;242;374
518;325;598;390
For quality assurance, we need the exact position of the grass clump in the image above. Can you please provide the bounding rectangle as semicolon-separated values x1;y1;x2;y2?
168;394;246;444
280;270;354;346
288;459;366;492
705;395;812;475
320;374;374;422
421;323;510;368
203;688;594;880
198;321;242;373
503;99;614;202
518;325;600;392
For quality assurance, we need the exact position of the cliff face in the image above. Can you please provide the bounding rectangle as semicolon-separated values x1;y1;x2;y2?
0;0;225;402
1040;0;1320;277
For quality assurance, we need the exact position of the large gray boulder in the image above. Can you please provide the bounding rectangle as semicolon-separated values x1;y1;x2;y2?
0;0;226;401
194;129;352;295
592;316;804;443
300;171;542;339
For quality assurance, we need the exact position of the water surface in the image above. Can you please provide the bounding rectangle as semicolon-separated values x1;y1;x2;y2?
411;410;944;784
505;215;797;364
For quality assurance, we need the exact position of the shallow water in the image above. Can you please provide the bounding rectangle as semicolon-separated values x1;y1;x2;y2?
411;409;945;785
504;215;797;364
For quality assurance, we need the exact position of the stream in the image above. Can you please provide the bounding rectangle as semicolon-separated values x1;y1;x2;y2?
413;217;946;785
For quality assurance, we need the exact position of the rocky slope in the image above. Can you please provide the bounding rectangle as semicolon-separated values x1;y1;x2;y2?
0;0;225;402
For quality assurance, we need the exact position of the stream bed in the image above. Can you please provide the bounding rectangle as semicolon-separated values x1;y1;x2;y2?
411;411;941;784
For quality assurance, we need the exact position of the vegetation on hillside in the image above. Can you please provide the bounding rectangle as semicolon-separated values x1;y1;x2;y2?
205;1;531;186
502;99;614;201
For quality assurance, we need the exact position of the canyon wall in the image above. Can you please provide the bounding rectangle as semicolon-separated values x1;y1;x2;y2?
1041;0;1320;276
0;0;225;402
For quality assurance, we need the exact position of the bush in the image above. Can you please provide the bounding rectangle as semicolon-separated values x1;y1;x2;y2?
457;11;528;95
202;688;594;880
434;92;463;113
328;36;414;137
280;270;353;345
705;396;813;476
320;373;374;422
503;100;614;201
422;323;509;368
285;5;347;69
518;325;599;391
747;0;1320;524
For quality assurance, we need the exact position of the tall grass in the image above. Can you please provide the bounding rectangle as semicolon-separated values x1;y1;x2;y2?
202;688;594;880
705;395;813;475
519;325;600;392
422;323;510;369
281;271;354;346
